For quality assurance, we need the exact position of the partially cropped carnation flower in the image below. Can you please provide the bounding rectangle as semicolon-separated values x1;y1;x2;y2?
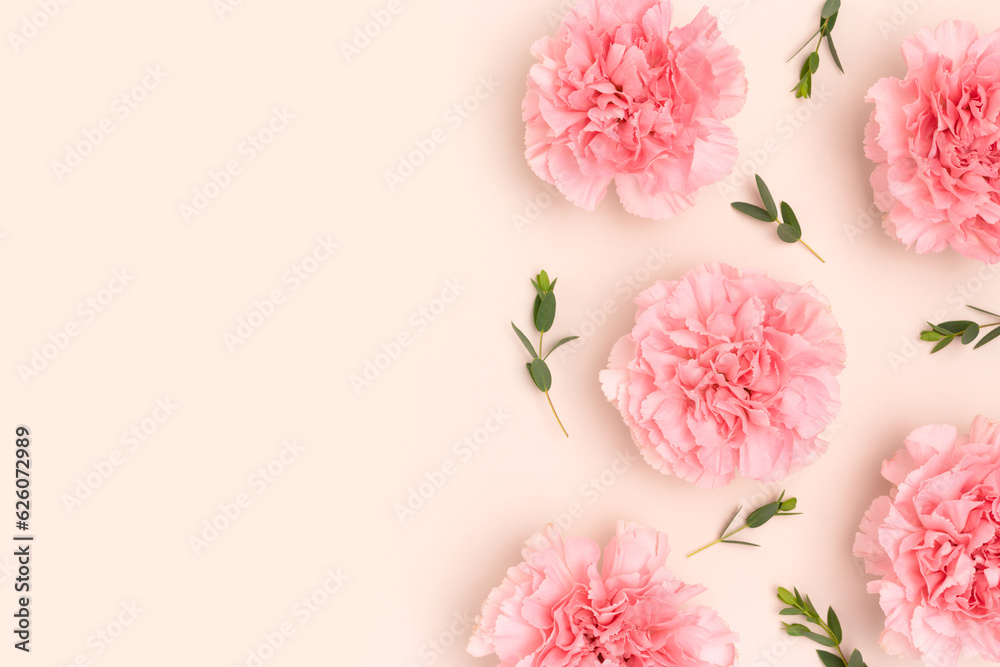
854;416;1000;666
468;522;738;667
600;262;845;488
523;0;747;219
865;20;1000;262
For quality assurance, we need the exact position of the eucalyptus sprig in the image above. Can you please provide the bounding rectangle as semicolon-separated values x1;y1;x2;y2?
512;270;579;437
731;175;825;262
778;587;868;667
686;491;799;557
921;305;1000;353
789;0;844;98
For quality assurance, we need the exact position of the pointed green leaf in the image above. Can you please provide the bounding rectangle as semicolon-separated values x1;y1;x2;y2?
537;270;551;292
931;336;954;353
719;539;760;547
803;595;818;617
821;0;841;19
827;34;844;72
528;358;552;392
968;305;1000;319
512;323;539;359
780;497;798;512
779;202;801;232
784;623;809;637
718;505;743;538
777;588;797;606
928;322;953;336
824;10;839;33
779;608;804;616
804;631;836;647
777;223;802;243
816;650;843;667
848;649;865;667
827;607;843;644
543;336;580;359
807;52;820;74
974;326;1000;349
938;320;975;333
746;501;780;528
732;202;774;222
920;331;944;342
755;175;778;219
534;292;557;333
530;278;544;298
961;322;980;345
549;277;558;291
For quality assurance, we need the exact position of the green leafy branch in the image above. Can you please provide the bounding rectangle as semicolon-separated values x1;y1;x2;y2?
778;587;868;667
731;175;825;263
686;491;799;557
789;0;844;98
512;270;578;437
921;306;1000;353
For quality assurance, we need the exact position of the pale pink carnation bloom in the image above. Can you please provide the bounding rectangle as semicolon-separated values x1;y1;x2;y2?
523;0;747;219
865;20;1000;262
854;416;1000;666
600;262;845;489
468;522;738;666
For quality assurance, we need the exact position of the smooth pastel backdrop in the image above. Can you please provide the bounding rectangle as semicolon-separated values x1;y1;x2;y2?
2;0;1000;665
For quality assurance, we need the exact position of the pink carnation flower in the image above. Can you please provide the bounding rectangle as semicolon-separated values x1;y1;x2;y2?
854;416;1000;666
600;263;845;488
523;0;747;219
865;20;1000;262
468;522;738;667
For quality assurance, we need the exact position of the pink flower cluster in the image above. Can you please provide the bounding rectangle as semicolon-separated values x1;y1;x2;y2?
523;0;747;219
600;263;845;488
865;20;1000;262
468;522;737;667
855;416;1000;666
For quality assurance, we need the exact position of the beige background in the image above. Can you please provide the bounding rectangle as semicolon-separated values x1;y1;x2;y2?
2;0;1000;665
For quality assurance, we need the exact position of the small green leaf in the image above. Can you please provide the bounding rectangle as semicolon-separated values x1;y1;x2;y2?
931;336;954;353
800;59;812;78
534;292;557;333
780;497;798;512
920;331;944;341
719;539;760;547
530;278;544;298
827;607;843;644
784;623;809;637
779;608;804;616
803;595;818;617
719;505;743;538
938;320;975;333
848;649;865;667
777;588;797;606
974;326;1000;349
755;175;778;220
962;322;980;345
779;202;801;232
824;10;839;33
821;0;841;19
732;202;774;222
968;305;1000;318
804;631;836;647
928;322;953;336
543;336;580;359
816;650;843;667
512;322;539;359
827;34;844;72
807;52;820;74
528;358;552;392
777;223;802;243
537;270;551;292
746;502;780;528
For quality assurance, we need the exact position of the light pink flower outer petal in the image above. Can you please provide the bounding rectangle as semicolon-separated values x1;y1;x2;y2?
600;262;844;488
522;0;747;220
854;416;1000;665
864;20;1000;262
469;522;738;666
